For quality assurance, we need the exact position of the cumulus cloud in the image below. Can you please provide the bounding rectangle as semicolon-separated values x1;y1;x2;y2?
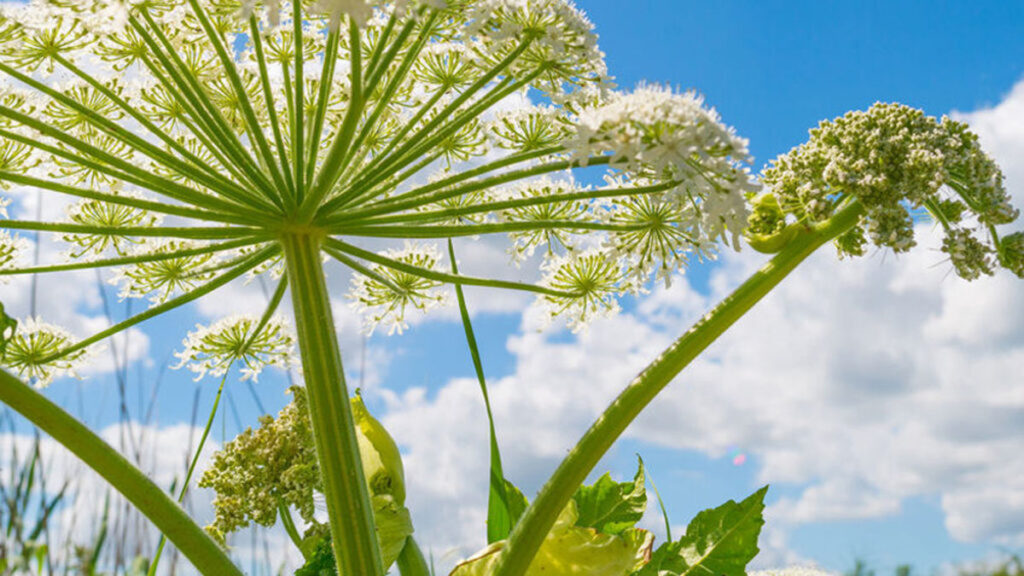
0;421;301;575
0;187;152;378
379;78;1024;571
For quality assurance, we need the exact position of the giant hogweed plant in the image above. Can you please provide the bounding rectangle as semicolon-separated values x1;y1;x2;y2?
0;0;1019;574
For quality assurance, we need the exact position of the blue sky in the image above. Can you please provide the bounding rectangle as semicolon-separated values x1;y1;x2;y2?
371;4;1024;572
571;3;1024;570
5;2;1024;574
372;4;1024;572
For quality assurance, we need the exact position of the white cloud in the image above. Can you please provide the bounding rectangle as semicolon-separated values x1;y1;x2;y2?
380;78;1024;571
0;421;303;575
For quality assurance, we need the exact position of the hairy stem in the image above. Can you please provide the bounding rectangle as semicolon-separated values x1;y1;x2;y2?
493;201;867;576
281;232;383;576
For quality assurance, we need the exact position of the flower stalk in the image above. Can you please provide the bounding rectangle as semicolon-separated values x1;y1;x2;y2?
281;231;384;576
493;200;868;576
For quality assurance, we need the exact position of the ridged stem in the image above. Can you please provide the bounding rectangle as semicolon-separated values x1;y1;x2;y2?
493;201;867;576
281;232;384;576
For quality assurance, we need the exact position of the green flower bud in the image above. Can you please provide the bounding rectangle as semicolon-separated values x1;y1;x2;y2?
999;232;1024;279
744;192;800;254
352;393;406;504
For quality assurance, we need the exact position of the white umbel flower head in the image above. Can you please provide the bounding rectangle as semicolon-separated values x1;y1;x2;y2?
312;0;374;27
63;196;161;258
489;104;571;152
601;176;712;287
761;103;1017;280
111;239;219;304
175;315;295;381
348;242;448;335
538;248;626;332
500;176;590;261
1;318;90;387
308;0;446;28
571;85;758;248
466;0;606;95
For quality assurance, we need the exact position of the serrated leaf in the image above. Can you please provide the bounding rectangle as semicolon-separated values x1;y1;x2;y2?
573;457;647;535
633;486;768;576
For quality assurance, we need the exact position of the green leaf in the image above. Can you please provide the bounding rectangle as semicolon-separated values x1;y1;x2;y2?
448;238;516;543
295;539;335;576
634;486;768;576
503;478;529;528
451;500;654;576
573;457;647;535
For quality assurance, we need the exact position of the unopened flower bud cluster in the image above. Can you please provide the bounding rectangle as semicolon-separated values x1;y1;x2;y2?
762;103;1018;280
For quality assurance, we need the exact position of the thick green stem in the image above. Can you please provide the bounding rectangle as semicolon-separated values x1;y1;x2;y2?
0;370;242;576
492;201;867;576
396;537;431;576
281;232;384;576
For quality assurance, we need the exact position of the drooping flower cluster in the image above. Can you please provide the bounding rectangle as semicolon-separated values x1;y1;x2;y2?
760;103;1021;280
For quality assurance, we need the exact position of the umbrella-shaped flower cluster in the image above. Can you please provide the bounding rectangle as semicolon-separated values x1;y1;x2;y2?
0;0;761;385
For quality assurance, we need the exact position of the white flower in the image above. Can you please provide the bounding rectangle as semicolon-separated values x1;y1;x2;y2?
538;248;626;332
602;181;711;287
1;318;91;387
488;104;571;152
175;315;295;381
466;0;606;94
499;175;590;261
0;231;28;280
570;85;757;247
347;242;448;335
110;239;218;304
312;0;374;27
63;196;161;258
761;103;1016;279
